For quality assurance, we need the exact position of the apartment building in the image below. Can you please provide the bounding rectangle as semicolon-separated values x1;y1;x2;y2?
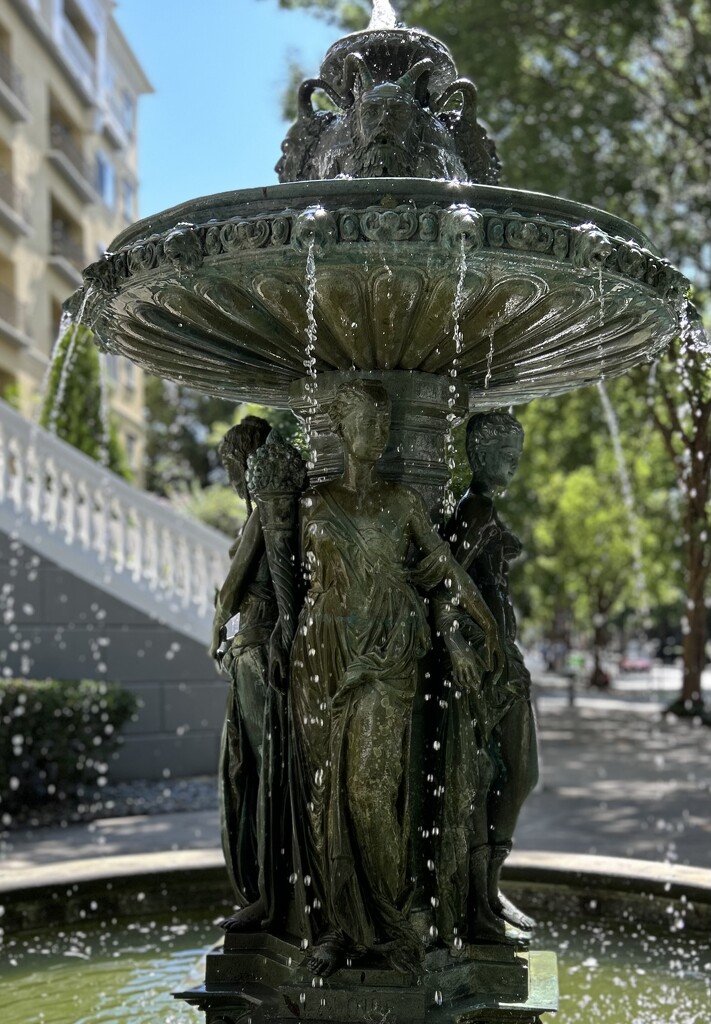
0;0;151;477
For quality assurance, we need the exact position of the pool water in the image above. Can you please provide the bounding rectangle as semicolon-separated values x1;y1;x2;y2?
1;912;709;1023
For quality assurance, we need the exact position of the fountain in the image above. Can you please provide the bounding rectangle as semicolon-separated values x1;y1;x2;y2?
61;7;690;1024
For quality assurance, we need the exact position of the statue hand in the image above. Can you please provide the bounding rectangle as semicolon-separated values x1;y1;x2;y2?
450;645;483;693
210;624;224;663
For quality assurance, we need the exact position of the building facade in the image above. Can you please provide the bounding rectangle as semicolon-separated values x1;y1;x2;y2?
0;0;151;478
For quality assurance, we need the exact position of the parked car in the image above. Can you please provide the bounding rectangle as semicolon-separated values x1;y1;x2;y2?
619;649;653;672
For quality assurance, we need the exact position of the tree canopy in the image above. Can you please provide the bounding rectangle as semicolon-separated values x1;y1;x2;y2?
281;0;711;698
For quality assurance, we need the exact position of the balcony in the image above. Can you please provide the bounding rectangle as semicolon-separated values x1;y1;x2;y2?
59;17;96;103
0;284;30;348
0;168;31;236
48;123;98;203
49;222;85;287
102;90;131;150
0;49;28;121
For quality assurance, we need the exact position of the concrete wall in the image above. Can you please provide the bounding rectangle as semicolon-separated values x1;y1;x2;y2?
0;531;226;781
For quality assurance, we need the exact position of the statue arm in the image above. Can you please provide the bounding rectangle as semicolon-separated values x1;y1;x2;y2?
408;491;502;677
210;509;265;659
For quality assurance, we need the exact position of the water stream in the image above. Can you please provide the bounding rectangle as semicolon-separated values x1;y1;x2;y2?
443;237;468;518
43;288;94;436
368;0;399;30
596;381;650;625
303;239;318;470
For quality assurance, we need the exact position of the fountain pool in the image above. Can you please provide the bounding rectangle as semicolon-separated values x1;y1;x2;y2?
2;870;710;1024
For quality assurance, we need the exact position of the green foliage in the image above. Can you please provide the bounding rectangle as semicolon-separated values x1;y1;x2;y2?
0;678;138;815
282;0;711;666
168;482;246;537
144;378;303;491
143;377;235;494
208;401;304;451
0;379;21;410
39;324;131;480
503;378;681;643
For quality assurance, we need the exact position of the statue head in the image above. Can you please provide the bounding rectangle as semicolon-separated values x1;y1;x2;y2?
218;415;272;500
465;411;524;493
343;55;433;177
328;379;391;464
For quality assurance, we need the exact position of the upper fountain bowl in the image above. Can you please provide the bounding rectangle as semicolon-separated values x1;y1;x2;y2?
67;22;688;410
69;177;686;409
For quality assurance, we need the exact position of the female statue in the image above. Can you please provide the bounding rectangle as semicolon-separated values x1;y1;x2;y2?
436;411;538;944
289;380;501;976
210;416;284;932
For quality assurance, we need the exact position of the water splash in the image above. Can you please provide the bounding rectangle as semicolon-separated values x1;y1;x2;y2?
368;0;399;30
596;381;649;625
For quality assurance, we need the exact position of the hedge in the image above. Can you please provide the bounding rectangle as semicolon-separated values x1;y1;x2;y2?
0;678;138;816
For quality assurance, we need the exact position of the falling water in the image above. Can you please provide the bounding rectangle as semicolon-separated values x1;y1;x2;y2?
368;0;399;30
483;333;495;391
45;287;94;435
97;353;111;468
443;237;467;518
596;381;650;623
304;239;318;470
596;263;606;380
38;309;74;420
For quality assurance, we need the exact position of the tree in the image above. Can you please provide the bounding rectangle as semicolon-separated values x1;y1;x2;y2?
39;324;130;479
281;0;711;709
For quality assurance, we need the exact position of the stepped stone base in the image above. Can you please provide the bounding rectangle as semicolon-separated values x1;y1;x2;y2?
174;932;558;1024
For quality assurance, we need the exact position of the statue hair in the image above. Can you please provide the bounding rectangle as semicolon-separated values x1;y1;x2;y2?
327;379;391;435
465;411;524;470
218;415;272;512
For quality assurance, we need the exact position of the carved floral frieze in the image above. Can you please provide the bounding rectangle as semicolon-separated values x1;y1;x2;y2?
81;203;686;309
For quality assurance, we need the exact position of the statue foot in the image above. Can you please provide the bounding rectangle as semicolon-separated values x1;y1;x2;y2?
492;890;536;932
471;919;528;946
307;940;344;977
468;903;528;946
386;944;422;975
220;900;266;933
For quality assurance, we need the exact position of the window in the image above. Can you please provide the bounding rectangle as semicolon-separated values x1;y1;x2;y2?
95;152;115;207
124;430;138;469
122;180;134;220
123;358;136;392
121;89;134;135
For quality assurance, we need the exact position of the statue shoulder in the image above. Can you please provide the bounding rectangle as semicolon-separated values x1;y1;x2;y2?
450;491;496;538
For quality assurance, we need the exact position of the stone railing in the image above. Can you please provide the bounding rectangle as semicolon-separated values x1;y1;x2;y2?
0;398;229;642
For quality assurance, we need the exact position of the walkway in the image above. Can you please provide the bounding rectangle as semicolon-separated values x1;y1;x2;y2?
1;675;710;886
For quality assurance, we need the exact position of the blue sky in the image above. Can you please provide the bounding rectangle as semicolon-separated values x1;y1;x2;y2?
114;0;342;218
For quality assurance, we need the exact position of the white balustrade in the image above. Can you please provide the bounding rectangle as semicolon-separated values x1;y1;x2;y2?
0;399;229;642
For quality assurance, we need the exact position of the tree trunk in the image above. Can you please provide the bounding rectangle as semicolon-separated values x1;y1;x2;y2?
680;533;708;706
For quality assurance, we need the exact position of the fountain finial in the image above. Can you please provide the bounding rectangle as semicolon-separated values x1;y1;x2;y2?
276;17;500;184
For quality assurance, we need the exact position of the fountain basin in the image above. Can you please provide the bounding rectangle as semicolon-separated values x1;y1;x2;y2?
69;178;687;411
2;853;709;1023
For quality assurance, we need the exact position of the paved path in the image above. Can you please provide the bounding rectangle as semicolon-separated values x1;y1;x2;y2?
2;681;710;884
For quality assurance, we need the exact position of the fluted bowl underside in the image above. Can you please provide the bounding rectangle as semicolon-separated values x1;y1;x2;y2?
76;179;686;409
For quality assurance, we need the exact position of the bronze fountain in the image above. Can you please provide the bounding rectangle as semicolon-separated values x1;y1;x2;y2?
66;12;687;1024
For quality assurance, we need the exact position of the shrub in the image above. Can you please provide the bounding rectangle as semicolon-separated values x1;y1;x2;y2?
0;678;138;816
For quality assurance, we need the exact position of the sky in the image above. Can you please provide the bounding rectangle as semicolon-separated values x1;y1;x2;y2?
113;0;343;219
